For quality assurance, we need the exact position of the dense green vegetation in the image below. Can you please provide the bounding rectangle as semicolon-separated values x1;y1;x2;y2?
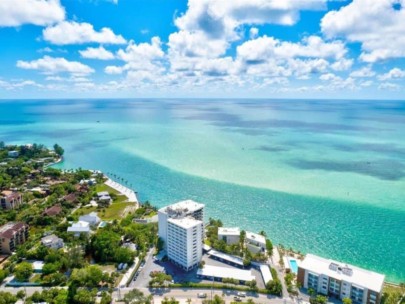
265;268;282;296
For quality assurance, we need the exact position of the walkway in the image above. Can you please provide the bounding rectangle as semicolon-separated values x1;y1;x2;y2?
105;178;138;204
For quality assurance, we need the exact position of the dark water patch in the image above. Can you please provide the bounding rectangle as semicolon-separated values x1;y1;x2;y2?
221;127;275;136
255;145;290;152
215;118;380;134
288;158;405;181
331;143;405;157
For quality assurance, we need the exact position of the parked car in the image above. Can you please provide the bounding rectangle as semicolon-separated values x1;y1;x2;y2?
197;293;207;298
234;296;242;302
237;292;246;297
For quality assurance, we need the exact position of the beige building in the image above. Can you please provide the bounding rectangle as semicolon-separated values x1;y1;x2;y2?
0;222;29;254
1;191;23;210
298;254;385;304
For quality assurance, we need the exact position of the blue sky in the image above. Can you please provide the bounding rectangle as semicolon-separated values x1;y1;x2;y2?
0;0;404;99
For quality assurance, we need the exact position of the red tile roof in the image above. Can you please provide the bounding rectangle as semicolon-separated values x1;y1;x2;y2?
43;204;62;216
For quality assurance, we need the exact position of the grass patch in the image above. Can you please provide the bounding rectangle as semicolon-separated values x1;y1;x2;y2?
96;183;120;196
99;202;133;220
30;273;42;284
75;202;133;220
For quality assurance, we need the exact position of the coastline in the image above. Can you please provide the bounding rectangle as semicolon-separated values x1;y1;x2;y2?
104;175;139;205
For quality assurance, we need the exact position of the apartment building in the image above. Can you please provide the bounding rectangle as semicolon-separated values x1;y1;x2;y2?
245;231;266;254
158;200;205;271
0;222;29;254
167;217;203;271
218;227;240;245
297;254;385;304
1;190;23;210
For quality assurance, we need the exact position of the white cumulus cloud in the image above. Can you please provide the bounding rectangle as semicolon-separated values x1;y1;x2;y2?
378;68;405;80
321;0;405;62
43;21;126;45
349;66;375;78
16;56;94;75
0;0;65;27
79;46;115;60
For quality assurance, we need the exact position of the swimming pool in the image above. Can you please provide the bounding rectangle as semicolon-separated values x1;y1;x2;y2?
289;259;298;274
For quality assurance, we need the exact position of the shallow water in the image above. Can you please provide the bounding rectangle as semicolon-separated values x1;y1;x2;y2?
1;99;404;282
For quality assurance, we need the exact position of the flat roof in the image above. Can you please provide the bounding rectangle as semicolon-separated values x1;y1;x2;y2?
168;217;202;229
197;265;255;282
218;227;240;236
300;254;385;292
246;231;266;244
159;200;204;216
259;264;273;284
209;249;244;266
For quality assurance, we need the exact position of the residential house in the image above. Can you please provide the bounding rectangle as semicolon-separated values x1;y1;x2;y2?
41;234;64;249
245;231;266;254
43;204;63;217
7;151;19;158
79;212;101;226
218;227;240;245
67;221;90;237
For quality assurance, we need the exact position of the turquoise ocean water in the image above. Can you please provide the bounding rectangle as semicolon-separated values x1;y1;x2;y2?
0;99;404;282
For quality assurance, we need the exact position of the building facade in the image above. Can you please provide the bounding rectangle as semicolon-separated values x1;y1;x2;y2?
245;231;266;254
167;217;203;271
41;234;64;249
1;191;23;210
158;200;205;271
297;254;385;304
218;227;240;245
0;222;29;254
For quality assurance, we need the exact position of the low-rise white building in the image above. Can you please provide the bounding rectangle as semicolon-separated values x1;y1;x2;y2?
41;234;64;249
218;227;240;245
298;254;385;304
197;265;255;283
67;221;90;237
79;212;101;226
245;231;266;254
7;151;19;158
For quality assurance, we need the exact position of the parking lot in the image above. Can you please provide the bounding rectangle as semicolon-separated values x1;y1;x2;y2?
130;252;266;290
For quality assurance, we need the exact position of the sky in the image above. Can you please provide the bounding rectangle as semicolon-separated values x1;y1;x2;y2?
0;0;405;99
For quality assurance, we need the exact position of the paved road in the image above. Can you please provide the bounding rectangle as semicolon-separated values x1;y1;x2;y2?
113;287;294;304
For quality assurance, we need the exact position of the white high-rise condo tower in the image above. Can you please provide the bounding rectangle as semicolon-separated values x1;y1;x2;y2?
158;200;204;271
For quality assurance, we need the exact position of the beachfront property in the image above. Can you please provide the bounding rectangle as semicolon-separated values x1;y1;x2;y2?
297;254;385;304
79;212;101;226
67;221;91;237
245;231;266;254
1;190;23;210
41;234;64;249
97;191;112;204
167;217;204;271
0;222;29;254
158;200;205;271
218;227;240;245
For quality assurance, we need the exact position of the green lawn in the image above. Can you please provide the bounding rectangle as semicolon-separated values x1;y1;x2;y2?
101;202;133;220
76;202;133;220
95;183;120;195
